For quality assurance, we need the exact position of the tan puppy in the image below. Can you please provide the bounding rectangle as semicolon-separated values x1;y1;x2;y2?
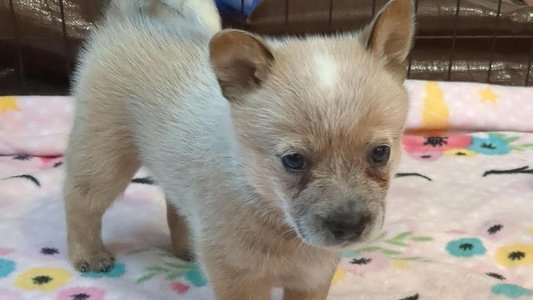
64;0;415;299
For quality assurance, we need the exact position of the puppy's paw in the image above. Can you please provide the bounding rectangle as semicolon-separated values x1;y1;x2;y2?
174;249;195;262
72;250;116;273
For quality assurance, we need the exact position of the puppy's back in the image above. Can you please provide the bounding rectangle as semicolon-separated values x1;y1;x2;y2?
71;0;230;189
74;0;220;101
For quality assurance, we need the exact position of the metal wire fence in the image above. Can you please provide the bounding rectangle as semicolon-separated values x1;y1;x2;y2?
1;0;532;95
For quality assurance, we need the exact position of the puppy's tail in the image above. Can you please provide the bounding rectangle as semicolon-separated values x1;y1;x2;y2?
109;0;222;36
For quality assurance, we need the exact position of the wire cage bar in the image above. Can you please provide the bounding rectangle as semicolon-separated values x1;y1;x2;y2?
0;0;532;95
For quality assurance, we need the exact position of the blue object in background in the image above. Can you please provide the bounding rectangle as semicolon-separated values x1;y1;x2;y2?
214;0;261;17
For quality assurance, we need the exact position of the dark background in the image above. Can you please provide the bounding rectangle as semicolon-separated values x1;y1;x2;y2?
1;0;532;96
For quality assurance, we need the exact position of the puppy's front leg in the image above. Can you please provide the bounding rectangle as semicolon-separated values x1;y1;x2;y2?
283;267;336;300
211;276;272;300
283;284;331;300
203;254;271;300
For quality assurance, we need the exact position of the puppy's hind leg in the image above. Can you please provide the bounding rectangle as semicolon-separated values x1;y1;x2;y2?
64;121;140;272
166;201;193;261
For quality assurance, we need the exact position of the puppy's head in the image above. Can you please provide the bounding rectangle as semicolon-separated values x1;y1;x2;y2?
209;0;414;249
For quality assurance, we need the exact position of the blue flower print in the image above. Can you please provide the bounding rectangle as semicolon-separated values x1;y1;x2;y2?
81;262;125;279
446;238;487;257
492;284;533;298
0;259;16;278
468;134;510;155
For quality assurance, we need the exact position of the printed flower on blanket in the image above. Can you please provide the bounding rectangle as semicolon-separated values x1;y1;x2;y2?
80;262;126;279
14;267;72;291
337;221;434;279
331;221;533;298
55;286;105;300
0;259;16;278
403;133;533;161
440;220;533;298
496;244;533;268
136;250;207;295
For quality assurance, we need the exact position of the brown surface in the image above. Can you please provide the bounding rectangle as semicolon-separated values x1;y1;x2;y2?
1;0;532;95
0;0;105;95
247;0;533;86
248;0;533;36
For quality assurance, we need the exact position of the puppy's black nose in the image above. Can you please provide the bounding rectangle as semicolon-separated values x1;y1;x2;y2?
325;214;370;241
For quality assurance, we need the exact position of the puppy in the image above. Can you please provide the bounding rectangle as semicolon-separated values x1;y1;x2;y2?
64;0;414;299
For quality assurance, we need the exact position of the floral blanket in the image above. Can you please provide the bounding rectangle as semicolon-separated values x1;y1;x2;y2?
0;80;532;299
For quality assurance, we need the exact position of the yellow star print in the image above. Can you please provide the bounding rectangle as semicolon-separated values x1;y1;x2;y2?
422;81;450;131
479;87;499;104
0;96;20;114
392;260;409;270
331;268;346;284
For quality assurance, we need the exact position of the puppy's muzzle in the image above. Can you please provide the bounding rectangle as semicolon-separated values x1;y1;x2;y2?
323;213;371;242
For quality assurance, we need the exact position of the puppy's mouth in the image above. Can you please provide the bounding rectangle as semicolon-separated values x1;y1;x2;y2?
293;217;375;250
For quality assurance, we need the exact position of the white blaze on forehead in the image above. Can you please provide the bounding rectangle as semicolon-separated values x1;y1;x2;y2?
314;53;339;90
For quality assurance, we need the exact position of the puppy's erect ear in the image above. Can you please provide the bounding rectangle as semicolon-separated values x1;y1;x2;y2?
209;29;274;102
361;0;415;80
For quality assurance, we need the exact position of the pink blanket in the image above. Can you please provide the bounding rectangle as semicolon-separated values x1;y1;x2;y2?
1;80;532;155
0;80;532;299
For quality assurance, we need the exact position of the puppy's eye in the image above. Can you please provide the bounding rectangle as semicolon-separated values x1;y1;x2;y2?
281;153;306;171
370;145;390;164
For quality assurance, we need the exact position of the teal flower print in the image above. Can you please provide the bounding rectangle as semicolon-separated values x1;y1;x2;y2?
468;134;510;155
184;269;207;287
492;284;533;298
0;259;16;278
446;238;487;257
81;262;125;279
